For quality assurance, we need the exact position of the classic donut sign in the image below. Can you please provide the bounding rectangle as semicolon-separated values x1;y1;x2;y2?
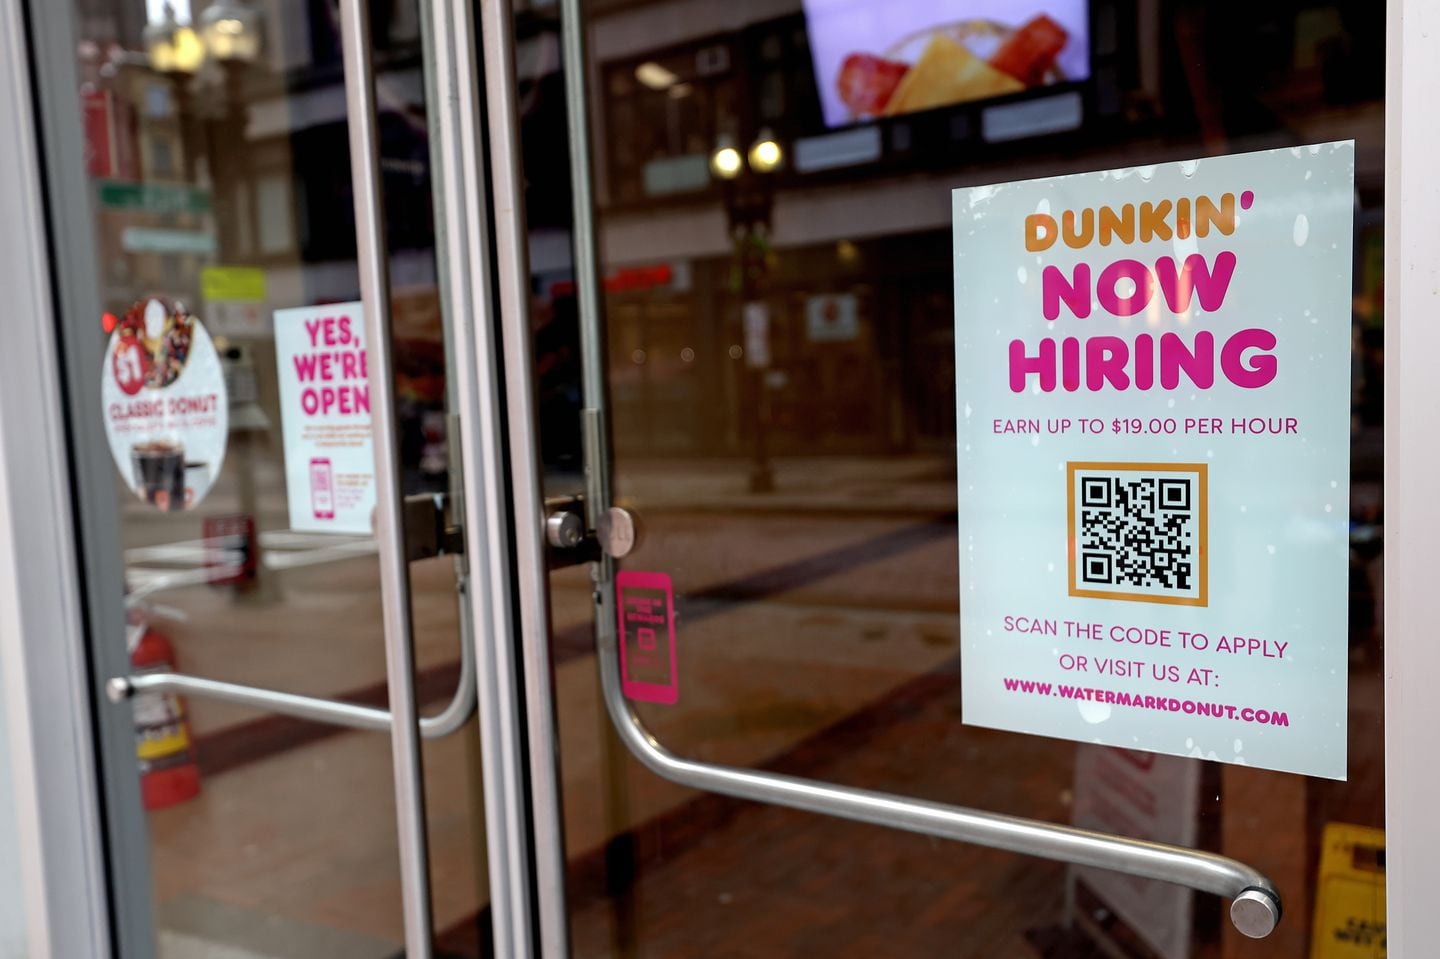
102;298;228;511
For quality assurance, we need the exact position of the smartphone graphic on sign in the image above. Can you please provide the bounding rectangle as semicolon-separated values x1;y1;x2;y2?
309;457;335;520
616;570;678;704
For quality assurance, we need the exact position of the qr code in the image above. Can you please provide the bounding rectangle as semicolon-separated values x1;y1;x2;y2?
1067;462;1207;607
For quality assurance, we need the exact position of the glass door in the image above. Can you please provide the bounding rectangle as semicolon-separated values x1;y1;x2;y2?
486;0;1389;956
24;0;537;956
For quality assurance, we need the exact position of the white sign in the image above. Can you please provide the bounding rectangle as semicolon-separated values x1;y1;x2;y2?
953;142;1354;779
205;302;266;337
202;266;268;337
102;298;228;511
1071;748;1200;959
805;293;860;342
274;302;375;533
743;301;771;368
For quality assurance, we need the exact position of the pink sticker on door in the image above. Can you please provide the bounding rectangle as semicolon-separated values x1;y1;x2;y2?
616;570;679;704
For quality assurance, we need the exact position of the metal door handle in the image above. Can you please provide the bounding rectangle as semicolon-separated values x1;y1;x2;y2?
107;488;476;734
346;1;436;952
594;631;1281;937
104;621;475;739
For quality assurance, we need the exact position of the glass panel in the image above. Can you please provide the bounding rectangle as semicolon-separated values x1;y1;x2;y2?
524;0;1386;956
59;0;492;954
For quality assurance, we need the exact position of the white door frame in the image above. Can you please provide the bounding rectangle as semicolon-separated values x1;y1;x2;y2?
1385;0;1440;954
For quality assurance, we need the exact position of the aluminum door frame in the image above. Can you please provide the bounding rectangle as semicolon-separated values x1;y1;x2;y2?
7;1;550;958
13;0;159;953
471;0;574;953
0;0;114;954
425;0;565;953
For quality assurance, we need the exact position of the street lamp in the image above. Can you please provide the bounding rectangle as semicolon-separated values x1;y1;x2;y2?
747;129;783;174
142;15;177;73
712;130;784;493
144;3;204;74
145;0;262;74
200;0;263;65
712;130;785;178
710;134;743;180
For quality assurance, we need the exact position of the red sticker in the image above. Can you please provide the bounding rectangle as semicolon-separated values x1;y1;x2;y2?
616;571;678;705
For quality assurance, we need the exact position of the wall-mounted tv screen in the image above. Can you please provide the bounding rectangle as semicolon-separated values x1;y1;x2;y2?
802;0;1092;128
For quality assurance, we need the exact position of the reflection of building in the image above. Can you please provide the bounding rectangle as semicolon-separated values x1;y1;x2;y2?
79;0;450;489
517;0;1386;460
82;0;1389;469
79;0;439;317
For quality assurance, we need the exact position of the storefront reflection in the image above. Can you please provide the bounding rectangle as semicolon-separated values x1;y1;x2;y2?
531;0;1386;956
74;0;485;953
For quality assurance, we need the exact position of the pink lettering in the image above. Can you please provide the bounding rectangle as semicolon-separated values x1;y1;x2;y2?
1061;336;1081;391
1009;338;1056;392
1042;264;1091;321
1220;328;1278;388
299;384;372;416
1042;254;1236;319
1159;331;1215;389
1132;333;1155;390
1154;252;1237;313
1085;336;1130;390
293;353;320;381
1096;259;1155;317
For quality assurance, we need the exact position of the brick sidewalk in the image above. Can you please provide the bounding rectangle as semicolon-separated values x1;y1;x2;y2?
609;454;959;516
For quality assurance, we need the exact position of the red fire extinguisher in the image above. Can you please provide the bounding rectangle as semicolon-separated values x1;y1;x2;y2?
126;599;201;810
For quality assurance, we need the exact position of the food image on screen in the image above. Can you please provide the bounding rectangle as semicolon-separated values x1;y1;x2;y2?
804;0;1091;127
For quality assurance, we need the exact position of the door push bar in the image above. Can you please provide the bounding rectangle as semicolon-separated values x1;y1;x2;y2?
106;492;476;739
105;651;475;740
594;618;1280;939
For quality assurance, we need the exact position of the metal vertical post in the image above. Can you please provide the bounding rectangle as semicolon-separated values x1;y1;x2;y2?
559;0;614;521
478;0;572;954
556;8;642;952
426;0;575;950
337;2;434;956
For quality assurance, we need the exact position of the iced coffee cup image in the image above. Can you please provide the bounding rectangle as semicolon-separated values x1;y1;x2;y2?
130;440;186;511
182;460;210;508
